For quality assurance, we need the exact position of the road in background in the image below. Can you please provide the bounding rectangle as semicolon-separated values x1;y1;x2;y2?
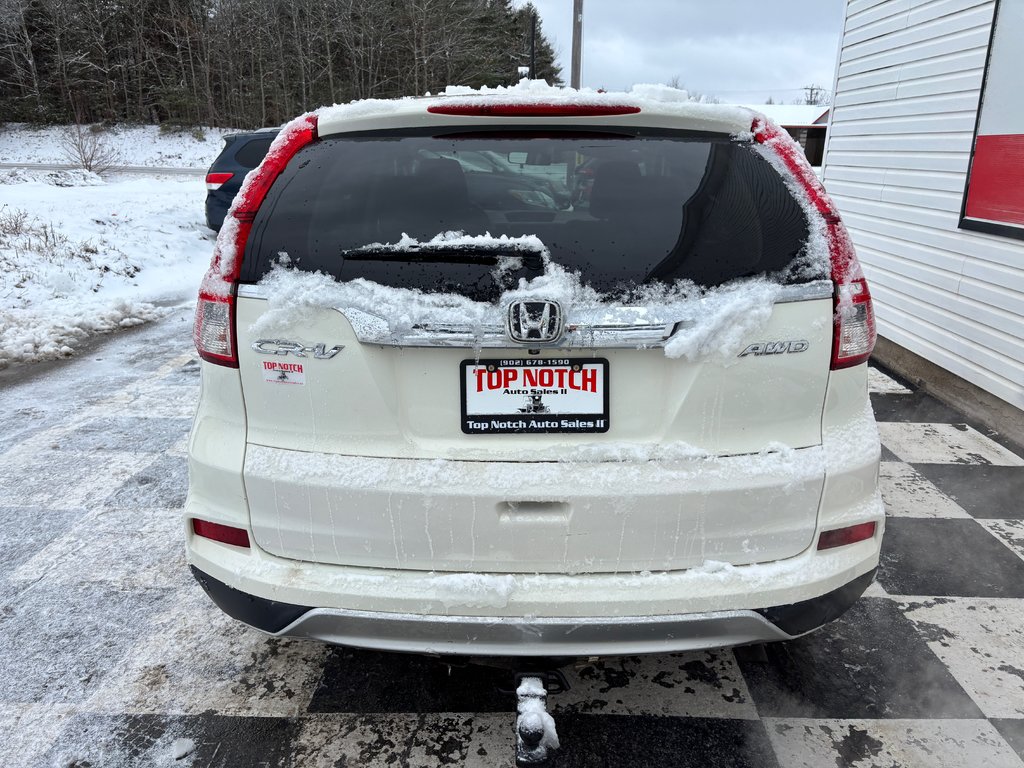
0;162;204;176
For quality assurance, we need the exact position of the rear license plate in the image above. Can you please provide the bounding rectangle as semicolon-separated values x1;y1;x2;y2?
460;358;609;434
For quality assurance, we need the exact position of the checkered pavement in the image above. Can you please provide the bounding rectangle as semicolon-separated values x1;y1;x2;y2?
1;310;1023;767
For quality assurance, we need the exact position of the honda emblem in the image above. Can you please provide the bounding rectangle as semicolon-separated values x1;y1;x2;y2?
507;300;564;344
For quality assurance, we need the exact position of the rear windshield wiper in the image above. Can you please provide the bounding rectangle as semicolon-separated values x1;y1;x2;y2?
341;244;545;268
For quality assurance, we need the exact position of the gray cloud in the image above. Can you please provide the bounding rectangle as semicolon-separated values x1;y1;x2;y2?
520;0;843;103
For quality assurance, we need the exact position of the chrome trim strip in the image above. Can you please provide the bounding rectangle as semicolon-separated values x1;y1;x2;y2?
275;606;795;656
237;280;833;348
776;280;833;303
237;280;833;303
336;314;687;348
237;284;266;298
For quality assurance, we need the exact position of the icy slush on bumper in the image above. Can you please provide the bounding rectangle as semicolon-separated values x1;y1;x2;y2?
187;525;881;657
191;564;877;656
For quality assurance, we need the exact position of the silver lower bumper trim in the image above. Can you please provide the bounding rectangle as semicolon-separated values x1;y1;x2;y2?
275;607;795;657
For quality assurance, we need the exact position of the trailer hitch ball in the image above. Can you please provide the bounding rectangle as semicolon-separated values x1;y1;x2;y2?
515;676;559;767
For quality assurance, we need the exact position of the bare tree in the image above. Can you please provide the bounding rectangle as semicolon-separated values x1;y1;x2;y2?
0;0;562;126
60;122;120;175
801;84;831;106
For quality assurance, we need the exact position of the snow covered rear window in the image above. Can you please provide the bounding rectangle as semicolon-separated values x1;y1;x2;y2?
240;129;815;298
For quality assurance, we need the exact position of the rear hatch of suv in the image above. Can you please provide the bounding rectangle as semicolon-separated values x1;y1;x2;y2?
198;101;870;575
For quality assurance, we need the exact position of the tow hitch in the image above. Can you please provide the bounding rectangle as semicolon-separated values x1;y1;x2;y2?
511;670;567;767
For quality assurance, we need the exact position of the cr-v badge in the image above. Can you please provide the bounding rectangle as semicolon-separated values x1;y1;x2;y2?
251;339;344;359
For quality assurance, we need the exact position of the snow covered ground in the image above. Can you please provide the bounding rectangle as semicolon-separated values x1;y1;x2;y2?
0;122;240;169
0;167;214;367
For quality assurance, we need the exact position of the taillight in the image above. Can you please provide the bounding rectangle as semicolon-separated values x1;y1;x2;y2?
233;115;319;222
427;103;641;117
193;114;319;367
752;116;877;370
192;519;250;548
817;521;876;550
205;172;233;191
194;288;237;366
833;276;876;369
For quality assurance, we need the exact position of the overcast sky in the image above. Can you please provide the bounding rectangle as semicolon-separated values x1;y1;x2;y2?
517;0;844;105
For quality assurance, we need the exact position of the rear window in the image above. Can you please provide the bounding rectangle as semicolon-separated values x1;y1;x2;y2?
241;129;815;299
234;136;275;168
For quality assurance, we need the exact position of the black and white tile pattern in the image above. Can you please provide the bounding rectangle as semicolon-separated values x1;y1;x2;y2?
1;311;1023;767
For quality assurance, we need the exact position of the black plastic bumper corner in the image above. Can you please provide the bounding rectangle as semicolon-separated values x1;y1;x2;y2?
190;565;312;633
755;568;877;636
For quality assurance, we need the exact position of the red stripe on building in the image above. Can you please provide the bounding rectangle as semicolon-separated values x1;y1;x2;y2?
965;134;1024;226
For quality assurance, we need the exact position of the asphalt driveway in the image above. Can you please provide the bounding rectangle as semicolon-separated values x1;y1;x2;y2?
1;309;1023;767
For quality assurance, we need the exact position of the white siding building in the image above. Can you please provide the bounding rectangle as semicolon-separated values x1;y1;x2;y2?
823;0;1024;424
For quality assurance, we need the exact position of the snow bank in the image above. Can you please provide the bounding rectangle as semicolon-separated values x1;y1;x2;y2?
0;300;168;365
0;123;240;169
0;176;213;367
0;168;103;186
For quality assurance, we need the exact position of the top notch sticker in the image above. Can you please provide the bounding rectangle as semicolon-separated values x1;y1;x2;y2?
262;360;305;385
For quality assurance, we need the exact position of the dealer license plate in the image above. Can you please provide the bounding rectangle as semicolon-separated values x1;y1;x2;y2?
460;358;609;434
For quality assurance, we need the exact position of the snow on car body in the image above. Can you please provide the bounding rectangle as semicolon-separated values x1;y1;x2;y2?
187;81;883;657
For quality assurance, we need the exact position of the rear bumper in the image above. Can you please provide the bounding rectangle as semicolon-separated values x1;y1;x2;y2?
191;564;876;656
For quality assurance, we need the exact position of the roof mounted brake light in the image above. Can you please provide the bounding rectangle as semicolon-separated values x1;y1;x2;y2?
427;103;641;117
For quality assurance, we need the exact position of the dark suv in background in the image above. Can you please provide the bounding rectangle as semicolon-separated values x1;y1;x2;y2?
204;129;279;231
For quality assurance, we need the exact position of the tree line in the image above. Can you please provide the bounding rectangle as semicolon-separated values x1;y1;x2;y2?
0;0;561;128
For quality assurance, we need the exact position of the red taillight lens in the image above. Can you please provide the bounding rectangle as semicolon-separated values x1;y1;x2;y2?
817;522;877;550
233;115;319;222
205;172;233;191
427;103;641;117
192;519;250;548
194;114;319;367
752;117;877;370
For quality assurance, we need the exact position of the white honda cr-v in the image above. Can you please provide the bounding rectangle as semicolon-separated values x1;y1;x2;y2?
187;82;883;658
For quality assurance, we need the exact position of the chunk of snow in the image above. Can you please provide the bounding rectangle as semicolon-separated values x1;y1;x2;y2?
661;280;781;364
428;573;517;610
250;248;783;364
171;738;195;760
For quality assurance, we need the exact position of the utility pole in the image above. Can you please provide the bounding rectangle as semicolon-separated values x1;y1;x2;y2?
571;0;583;89
530;11;537;79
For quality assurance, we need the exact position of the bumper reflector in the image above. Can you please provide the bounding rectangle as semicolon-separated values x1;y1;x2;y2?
817;522;876;551
192;519;250;548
